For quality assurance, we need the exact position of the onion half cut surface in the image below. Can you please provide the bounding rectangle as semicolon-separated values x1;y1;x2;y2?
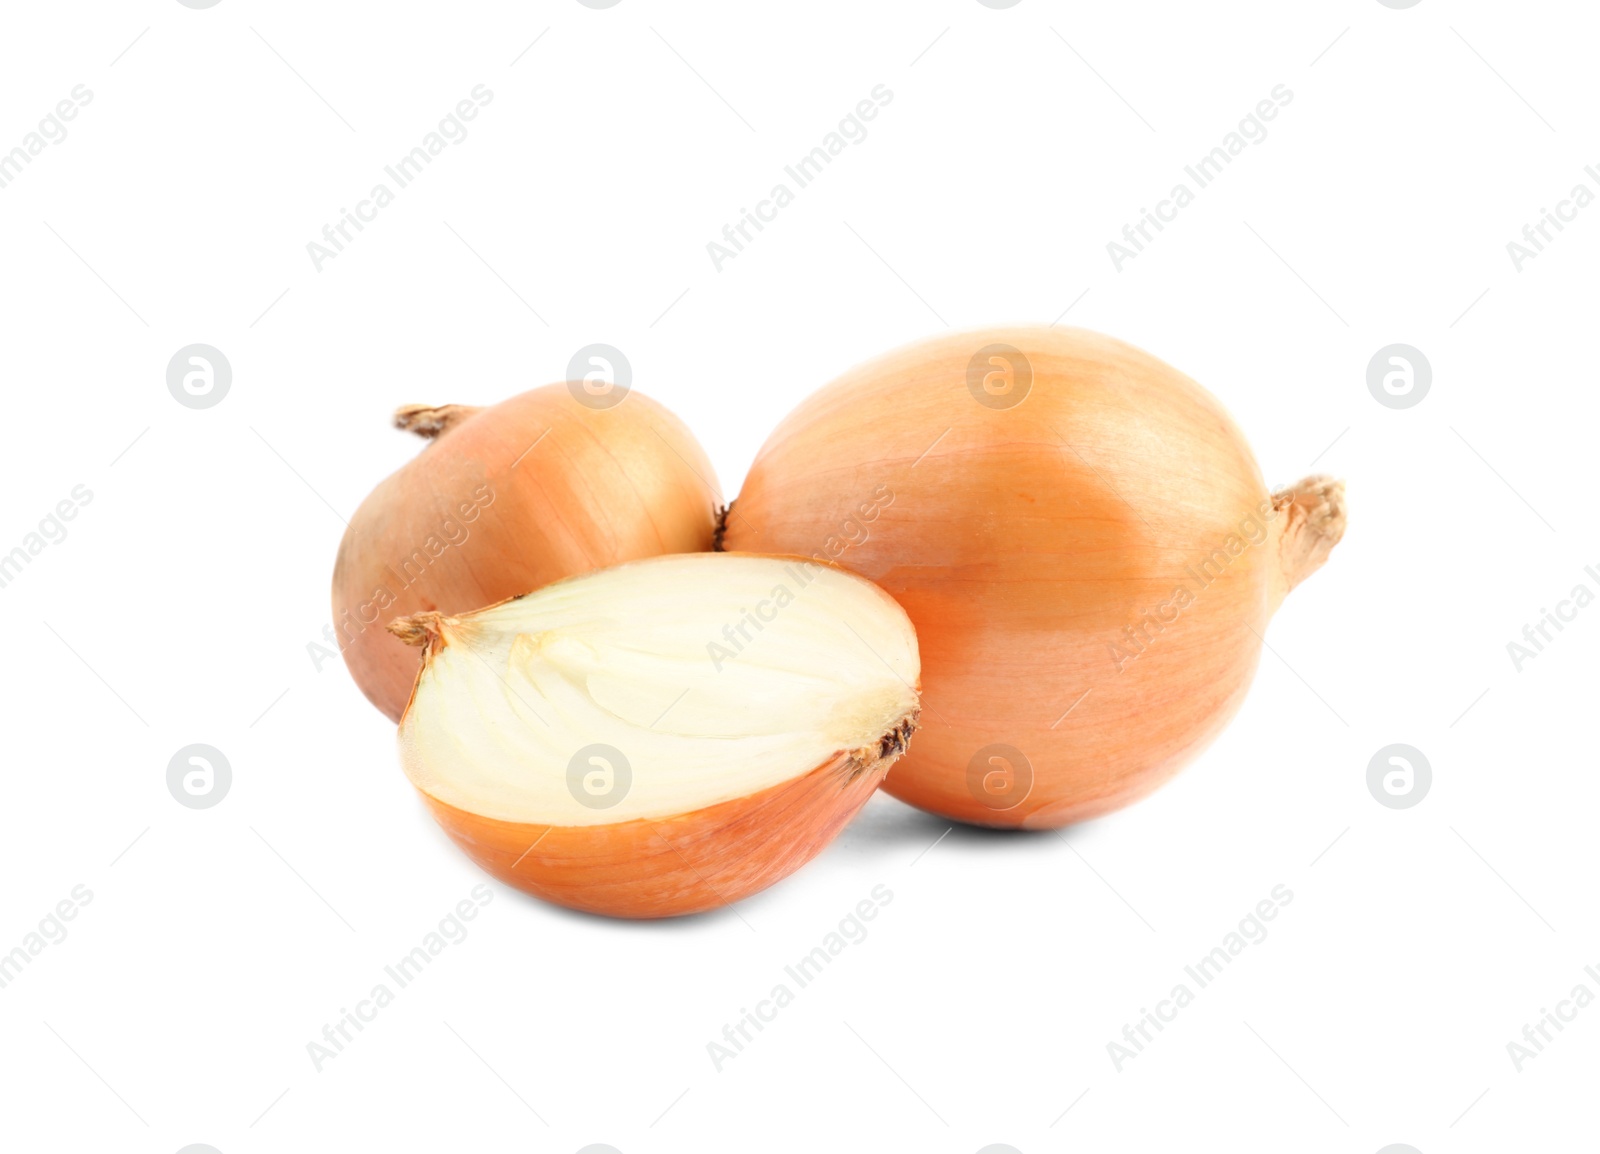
392;553;921;918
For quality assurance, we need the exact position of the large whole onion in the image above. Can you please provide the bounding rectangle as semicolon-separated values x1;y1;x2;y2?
721;327;1345;828
333;385;719;721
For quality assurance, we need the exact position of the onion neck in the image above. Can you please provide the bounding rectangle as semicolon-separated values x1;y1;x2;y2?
388;611;448;651
393;404;481;439
1269;475;1346;610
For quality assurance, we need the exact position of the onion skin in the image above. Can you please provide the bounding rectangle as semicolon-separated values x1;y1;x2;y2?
415;720;916;919
721;327;1346;829
332;385;719;721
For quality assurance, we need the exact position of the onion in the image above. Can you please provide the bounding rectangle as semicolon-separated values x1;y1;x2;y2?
389;553;921;918
721;327;1346;829
332;385;719;721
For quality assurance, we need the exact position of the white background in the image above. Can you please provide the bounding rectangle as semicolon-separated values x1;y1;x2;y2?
1;1;1595;1151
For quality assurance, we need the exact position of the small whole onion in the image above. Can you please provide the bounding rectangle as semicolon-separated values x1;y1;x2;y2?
721;327;1346;829
333;385;719;721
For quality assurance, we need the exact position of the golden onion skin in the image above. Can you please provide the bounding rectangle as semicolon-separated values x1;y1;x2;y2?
413;729;913;919
722;327;1344;829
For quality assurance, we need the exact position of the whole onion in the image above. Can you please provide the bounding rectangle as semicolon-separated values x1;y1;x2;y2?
333;385;720;721
721;327;1345;828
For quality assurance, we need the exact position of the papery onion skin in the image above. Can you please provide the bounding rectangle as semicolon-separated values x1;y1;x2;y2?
721;327;1346;830
416;721;915;919
332;385;720;721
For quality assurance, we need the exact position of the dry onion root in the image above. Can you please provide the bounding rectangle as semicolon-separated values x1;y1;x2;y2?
721;327;1346;829
332;385;720;721
390;553;921;918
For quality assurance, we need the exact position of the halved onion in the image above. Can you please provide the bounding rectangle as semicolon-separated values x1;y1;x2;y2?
390;553;921;918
